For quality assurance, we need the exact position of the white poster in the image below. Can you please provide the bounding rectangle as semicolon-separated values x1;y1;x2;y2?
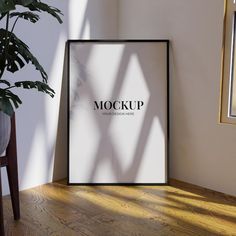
68;41;169;184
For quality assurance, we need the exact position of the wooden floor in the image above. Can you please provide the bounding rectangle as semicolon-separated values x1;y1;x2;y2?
2;180;236;236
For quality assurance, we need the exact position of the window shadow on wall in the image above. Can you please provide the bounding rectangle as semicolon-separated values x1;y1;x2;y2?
71;44;167;183
53;0;117;182
53;0;167;183
4;1;70;193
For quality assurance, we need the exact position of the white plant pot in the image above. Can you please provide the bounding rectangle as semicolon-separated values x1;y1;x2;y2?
0;111;11;156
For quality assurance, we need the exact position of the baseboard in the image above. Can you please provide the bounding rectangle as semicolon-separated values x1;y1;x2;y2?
170;178;236;199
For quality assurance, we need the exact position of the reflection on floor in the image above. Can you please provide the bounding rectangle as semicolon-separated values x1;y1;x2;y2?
3;179;236;236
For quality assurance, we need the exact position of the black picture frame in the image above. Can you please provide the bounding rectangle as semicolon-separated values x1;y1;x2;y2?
67;39;170;186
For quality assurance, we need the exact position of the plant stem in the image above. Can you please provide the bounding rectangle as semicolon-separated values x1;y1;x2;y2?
6;13;9;31
4;86;16;90
11;16;20;34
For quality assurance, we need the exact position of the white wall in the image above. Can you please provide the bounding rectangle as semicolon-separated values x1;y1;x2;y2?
119;0;236;196
2;0;235;197
2;0;118;195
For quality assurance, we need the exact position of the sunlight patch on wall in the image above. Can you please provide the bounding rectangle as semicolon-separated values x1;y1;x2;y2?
68;0;89;39
110;54;150;171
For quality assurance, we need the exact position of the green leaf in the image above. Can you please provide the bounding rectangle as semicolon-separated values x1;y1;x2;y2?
0;88;22;116
0;0;34;14
0;28;48;82
0;80;11;86
14;0;34;6
26;1;63;24
0;0;63;23
10;11;40;23
0;0;15;14
0;0;63;25
0;97;14;115
15;80;55;97
0;80;55;116
9;91;21;108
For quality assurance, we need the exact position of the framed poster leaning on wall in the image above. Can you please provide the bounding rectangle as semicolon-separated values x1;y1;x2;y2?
68;40;169;185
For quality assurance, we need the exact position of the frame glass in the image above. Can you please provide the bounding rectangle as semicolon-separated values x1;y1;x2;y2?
68;40;169;185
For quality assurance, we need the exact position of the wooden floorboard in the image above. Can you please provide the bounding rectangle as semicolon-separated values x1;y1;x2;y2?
2;179;236;236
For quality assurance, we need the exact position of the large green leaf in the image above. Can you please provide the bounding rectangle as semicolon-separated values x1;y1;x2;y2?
14;0;34;6
0;88;22;116
26;1;63;24
15;80;55;97
0;28;48;81
0;80;55;116
0;0;63;23
0;0;15;14
0;0;63;24
0;0;34;13
10;11;40;23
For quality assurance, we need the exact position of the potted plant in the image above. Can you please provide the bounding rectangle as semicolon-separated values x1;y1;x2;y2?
0;0;63;155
